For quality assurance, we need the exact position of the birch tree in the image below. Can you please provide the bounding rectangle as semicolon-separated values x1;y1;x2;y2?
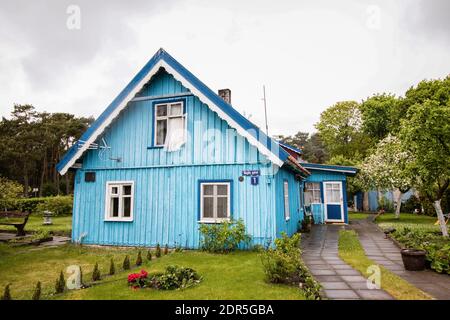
359;135;412;218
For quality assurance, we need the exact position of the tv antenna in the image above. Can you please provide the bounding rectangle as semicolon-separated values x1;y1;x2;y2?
262;85;269;136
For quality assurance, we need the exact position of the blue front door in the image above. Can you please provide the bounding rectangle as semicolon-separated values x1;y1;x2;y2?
324;181;344;222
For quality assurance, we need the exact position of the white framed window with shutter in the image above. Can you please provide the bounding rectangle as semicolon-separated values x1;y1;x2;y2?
284;180;290;220
200;182;231;223
154;101;186;151
104;181;134;222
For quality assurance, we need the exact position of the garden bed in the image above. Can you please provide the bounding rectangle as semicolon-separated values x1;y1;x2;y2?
0;243;305;300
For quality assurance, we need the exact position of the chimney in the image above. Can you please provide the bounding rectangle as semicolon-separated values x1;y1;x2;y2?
218;89;231;104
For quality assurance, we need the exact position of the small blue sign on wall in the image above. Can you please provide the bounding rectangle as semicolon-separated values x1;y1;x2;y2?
242;170;260;176
250;176;259;186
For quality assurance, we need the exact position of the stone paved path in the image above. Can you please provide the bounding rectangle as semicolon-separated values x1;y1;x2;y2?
351;219;450;300
302;224;394;300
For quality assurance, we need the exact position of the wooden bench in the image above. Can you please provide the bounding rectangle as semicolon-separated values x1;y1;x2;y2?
0;211;31;236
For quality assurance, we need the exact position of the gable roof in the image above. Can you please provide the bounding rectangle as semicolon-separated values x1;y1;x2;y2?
278;142;303;155
301;163;358;176
57;48;290;175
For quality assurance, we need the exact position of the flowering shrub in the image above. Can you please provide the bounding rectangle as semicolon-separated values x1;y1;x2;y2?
127;266;202;290
127;270;148;288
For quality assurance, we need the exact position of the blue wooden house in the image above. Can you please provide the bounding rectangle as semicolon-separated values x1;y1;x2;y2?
57;49;357;248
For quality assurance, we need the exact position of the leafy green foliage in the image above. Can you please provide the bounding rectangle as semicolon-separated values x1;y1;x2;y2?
0;105;92;197
92;263;101;281
109;258;115;276
276;131;328;163
146;250;152;261
150;265;202;290
122;255;130;270
315;101;371;161
392;228;450;274
360;93;399;141
54;270;65;294
0;177;23;208
0;196;73;215
155;244;161;258
260;233;321;300
1;284;12;300
199;219;251;253
32;281;41;300
135;251;142;266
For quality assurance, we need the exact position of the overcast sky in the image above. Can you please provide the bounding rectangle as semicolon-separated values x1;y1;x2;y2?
1;0;449;136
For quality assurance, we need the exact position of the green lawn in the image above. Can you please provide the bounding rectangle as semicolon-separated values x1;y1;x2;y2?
0;215;72;236
0;243;305;300
376;213;447;233
338;230;431;300
348;212;372;221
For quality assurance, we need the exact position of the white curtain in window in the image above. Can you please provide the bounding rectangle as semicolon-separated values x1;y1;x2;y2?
164;117;185;152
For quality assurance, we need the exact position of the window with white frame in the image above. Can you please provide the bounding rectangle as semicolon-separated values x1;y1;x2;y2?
200;182;231;222
284;181;290;220
154;101;186;151
304;182;321;205
105;181;134;221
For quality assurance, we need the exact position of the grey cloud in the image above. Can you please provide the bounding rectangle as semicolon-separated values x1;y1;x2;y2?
0;0;178;89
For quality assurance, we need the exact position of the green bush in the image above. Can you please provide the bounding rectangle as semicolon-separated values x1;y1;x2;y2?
109;258;115;275
1;284;12;300
123;255;131;270
35;196;73;215
0;196;73;215
136;251;142;266
155;244;161;258
55;271;65;294
199;219;251;253
392;228;450;274
146;250;152;261
150;265;202;290
92;263;101;281
260;232;321;300
164;244;169;255
32;281;41;300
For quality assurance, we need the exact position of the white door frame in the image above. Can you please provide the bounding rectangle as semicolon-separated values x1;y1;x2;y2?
323;181;344;222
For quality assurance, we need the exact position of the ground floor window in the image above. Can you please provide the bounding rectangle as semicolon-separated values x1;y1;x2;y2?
105;181;134;221
304;182;321;205
284;180;290;220
200;181;231;222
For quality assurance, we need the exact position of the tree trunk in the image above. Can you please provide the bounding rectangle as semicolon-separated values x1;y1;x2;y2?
39;156;47;197
393;188;403;219
363;192;369;212
23;171;29;197
432;199;449;237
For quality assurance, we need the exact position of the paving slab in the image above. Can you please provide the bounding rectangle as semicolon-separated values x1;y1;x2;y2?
302;225;394;300
351;219;450;300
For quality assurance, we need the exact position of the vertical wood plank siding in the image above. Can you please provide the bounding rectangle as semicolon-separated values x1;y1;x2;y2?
304;169;348;224
72;70;278;248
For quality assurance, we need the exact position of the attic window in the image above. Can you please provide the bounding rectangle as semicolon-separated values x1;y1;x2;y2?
154;101;186;151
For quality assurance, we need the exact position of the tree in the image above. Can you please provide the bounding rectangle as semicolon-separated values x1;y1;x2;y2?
277;131;328;163
358;135;413;218
360;93;399;142
0;176;23;210
399;81;450;236
315;101;372;161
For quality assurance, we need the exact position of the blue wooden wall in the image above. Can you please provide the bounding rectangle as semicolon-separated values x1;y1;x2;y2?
304;169;348;224
72;69;286;248
274;167;303;237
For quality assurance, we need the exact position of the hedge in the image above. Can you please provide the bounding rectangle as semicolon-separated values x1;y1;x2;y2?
0;196;73;215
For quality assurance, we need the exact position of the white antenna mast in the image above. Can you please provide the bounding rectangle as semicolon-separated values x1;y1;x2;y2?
262;85;269;136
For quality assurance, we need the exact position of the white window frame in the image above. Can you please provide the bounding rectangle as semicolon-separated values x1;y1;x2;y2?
200;182;231;223
104;181;134;222
284;180;290;221
305;182;321;204
154;101;186;147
